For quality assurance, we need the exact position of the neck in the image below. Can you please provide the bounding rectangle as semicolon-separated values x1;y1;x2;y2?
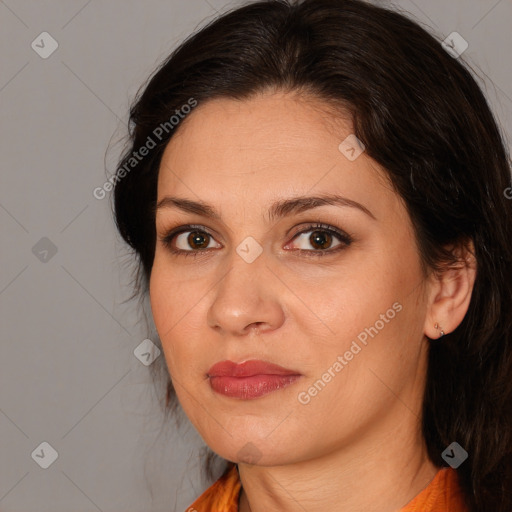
237;414;439;512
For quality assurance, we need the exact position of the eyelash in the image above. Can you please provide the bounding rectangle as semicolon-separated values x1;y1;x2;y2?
158;223;353;259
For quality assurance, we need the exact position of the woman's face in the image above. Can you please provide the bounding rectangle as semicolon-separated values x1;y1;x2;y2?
150;90;432;465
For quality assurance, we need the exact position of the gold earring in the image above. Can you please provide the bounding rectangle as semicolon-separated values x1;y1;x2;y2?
434;322;445;338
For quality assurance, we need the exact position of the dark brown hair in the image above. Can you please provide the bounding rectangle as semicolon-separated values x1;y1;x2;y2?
111;1;512;510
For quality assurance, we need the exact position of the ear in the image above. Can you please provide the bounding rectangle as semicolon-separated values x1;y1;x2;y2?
424;239;477;339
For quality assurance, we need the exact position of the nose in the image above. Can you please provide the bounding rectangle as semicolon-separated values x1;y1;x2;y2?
206;251;285;337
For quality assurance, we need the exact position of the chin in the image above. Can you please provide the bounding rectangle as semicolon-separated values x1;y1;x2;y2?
206;434;297;467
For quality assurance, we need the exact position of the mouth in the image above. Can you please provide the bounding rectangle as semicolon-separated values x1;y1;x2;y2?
207;360;302;400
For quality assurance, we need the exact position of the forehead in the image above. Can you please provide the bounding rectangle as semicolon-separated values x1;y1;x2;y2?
156;91;392;216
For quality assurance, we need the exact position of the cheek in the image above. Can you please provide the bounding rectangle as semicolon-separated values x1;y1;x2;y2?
149;257;194;330
149;263;169;332
149;263;181;364
149;261;208;371
286;259;397;345
302;247;424;373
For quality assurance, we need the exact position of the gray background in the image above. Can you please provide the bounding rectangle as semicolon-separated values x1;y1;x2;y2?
1;0;511;511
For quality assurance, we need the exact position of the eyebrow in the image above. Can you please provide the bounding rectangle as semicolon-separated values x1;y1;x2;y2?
155;193;376;222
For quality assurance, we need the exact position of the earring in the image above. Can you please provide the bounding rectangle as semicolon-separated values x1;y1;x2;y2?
434;322;445;338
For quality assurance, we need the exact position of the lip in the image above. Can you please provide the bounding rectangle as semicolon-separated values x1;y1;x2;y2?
208;360;300;378
207;360;302;400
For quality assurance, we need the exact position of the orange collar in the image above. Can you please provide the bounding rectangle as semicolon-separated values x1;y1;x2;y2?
187;463;467;511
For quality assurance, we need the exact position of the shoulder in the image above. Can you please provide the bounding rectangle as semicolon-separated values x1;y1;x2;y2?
185;463;241;512
400;467;468;512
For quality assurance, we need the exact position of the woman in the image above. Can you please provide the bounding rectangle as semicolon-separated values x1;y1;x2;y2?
111;0;512;510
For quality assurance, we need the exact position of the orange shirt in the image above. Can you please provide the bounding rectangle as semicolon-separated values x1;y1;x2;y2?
185;463;468;511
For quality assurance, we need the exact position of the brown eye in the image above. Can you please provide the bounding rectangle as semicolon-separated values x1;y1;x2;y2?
309;230;334;250
159;225;222;256
287;224;352;255
186;231;211;250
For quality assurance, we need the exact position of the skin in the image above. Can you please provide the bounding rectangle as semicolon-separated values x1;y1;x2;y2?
149;90;476;512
